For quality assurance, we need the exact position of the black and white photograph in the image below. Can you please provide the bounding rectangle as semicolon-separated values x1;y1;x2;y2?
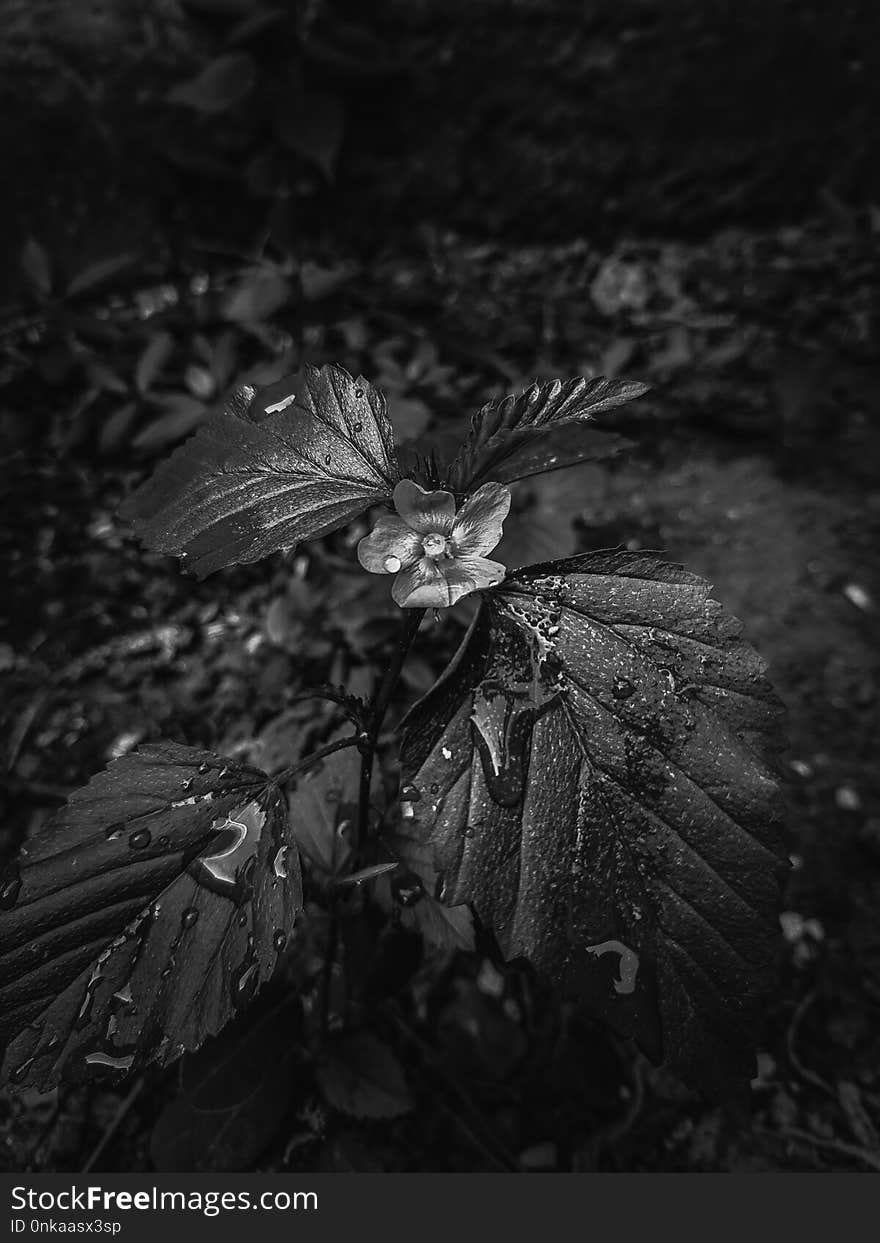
1;0;879;1194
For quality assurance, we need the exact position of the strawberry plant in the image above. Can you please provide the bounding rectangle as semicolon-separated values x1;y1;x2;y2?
0;363;787;1152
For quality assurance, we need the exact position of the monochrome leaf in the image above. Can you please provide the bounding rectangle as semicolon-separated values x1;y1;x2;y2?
120;364;400;577
447;376;648;492
0;743;301;1091
400;551;787;1094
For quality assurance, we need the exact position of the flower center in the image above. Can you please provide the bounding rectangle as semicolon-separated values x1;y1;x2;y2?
422;532;450;560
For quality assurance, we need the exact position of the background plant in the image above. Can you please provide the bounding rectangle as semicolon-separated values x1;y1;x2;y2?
0;360;788;1167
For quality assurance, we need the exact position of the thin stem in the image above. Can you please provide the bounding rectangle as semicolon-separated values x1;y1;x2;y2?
274;733;358;788
80;1077;144;1174
323;609;424;1035
355;608;425;850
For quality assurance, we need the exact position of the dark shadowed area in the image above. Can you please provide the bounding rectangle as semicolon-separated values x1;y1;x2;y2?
1;0;879;1173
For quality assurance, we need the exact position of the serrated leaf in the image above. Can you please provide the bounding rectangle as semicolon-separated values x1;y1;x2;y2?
400;551;787;1095
119;364;400;577
317;1032;413;1119
166;52;257;115
0;743;302;1092
489;420;632;484
150;995;299;1172
447;377;648;493
276;90;346;181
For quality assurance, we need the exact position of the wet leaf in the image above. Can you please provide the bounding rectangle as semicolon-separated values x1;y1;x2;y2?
317;1032;414;1119
120;365;400;577
379;833;475;952
400;551;787;1094
150;995;299;1172
166;53;257;115
0;742;302;1092
492;420;632;484
448;376;649;492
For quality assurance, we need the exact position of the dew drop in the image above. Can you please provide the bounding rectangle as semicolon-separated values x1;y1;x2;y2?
585;940;640;995
470;681;535;807
383;555;402;573
190;803;265;903
197;761;210;775
354;387;364;399
324;454;332;465
354;421;363;432
232;958;259;1006
273;846;288;878
129;829;151;850
9;1056;35;1084
181;908;199;929
273;930;287;952
0;862;22;910
85;1051;135;1072
612;676;635;700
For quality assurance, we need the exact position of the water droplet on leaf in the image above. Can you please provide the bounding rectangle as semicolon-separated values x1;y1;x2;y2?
84;1051;135;1072
470;680;536;807
190;802;265;902
0;862;22;909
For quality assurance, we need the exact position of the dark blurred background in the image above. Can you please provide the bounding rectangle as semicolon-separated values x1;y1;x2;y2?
1;0;879;1173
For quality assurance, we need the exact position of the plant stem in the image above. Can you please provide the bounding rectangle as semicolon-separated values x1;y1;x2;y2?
355;608;425;850
274;733;358;788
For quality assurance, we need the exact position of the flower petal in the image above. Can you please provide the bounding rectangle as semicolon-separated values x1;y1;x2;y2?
451;481;511;557
391;554;505;608
357;514;423;574
393;480;456;535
